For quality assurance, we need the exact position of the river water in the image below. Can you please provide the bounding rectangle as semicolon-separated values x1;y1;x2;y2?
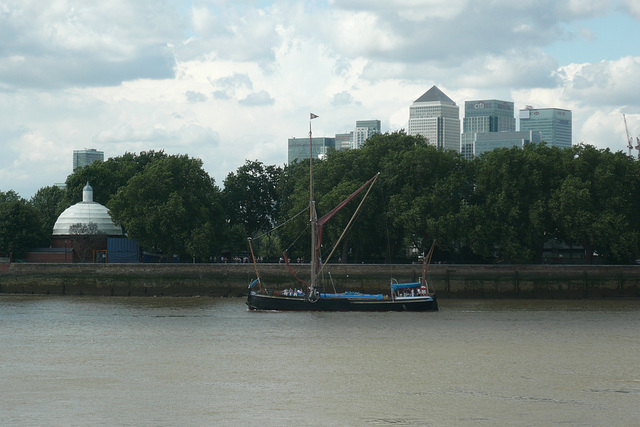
1;296;639;426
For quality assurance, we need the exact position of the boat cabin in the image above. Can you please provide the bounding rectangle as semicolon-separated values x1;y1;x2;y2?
390;281;430;300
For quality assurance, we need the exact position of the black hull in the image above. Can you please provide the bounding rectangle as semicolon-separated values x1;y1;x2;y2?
247;293;438;312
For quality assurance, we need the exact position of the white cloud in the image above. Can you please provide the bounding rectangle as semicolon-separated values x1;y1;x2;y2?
624;0;640;18
331;91;357;106
0;0;181;89
0;129;69;194
559;56;640;107
1;0;640;198
239;90;275;106
559;0;612;18
185;91;208;103
454;50;560;89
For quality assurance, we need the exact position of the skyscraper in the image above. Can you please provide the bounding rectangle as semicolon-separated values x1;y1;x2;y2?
353;120;381;149
474;130;541;157
461;99;515;160
288;137;336;164
408;86;460;151
519;107;572;148
335;132;353;151
73;149;104;171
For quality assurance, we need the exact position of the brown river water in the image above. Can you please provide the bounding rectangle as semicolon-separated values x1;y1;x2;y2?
1;296;639;426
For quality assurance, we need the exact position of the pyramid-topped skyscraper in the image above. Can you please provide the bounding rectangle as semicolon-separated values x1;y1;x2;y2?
408;86;460;152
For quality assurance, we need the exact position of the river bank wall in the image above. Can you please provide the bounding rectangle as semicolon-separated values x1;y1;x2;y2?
1;263;639;299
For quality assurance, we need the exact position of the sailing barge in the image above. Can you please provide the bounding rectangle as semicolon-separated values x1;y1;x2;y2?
246;114;438;312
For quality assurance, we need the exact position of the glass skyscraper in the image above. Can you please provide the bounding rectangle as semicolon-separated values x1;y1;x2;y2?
408;86;460;151
461;99;515;160
474;130;542;157
73;149;104;171
519;107;572;148
288;137;335;164
353;120;381;149
335;132;353;151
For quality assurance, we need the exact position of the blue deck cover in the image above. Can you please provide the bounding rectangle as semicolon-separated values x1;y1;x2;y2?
321;293;384;300
390;281;421;291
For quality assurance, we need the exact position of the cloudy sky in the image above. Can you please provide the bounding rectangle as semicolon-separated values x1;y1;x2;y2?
2;0;640;199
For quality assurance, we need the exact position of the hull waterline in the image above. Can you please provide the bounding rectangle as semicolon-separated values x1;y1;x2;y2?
247;293;438;312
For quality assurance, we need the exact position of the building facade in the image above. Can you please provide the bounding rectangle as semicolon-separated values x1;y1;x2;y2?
288;137;336;164
474;130;542;157
51;182;123;263
73;149;104;171
519;107;572;148
335;132;353;151
461;99;515;160
408;86;460;151
353;120;381;149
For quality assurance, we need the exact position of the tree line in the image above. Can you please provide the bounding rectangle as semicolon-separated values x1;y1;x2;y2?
1;132;639;264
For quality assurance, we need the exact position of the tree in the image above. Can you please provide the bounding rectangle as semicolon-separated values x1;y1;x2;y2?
0;193;43;258
30;185;66;237
108;154;224;261
278;131;463;263
382;139;469;261
222;160;283;254
468;144;568;263
69;222;105;262
550;145;639;263
64;150;169;209
0;190;21;203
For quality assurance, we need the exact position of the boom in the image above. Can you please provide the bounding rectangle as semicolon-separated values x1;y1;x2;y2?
624;114;633;156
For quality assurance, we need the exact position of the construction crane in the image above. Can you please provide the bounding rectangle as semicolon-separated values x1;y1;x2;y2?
624;114;634;156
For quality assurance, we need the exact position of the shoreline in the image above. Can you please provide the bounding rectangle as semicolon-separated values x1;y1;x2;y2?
1;263;639;299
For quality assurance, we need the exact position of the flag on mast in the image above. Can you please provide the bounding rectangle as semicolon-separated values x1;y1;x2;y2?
310;113;319;119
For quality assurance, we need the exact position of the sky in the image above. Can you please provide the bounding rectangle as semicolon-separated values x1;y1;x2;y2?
1;0;640;199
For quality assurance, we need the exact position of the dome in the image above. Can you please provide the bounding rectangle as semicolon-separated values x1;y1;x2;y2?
52;182;123;236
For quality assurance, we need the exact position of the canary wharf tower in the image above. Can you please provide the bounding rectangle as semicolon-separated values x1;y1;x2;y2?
519;107;572;148
408;86;460;151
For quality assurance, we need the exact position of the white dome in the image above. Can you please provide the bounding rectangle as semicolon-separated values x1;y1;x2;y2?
52;183;123;236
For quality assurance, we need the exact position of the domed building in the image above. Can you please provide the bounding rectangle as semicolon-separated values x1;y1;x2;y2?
50;183;123;262
53;183;122;236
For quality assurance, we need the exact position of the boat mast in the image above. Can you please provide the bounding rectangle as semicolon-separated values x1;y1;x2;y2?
422;240;436;293
309;113;319;298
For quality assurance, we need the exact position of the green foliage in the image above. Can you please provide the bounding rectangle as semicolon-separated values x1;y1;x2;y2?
0;190;22;203
64;150;168;207
0;192;43;258
468;143;569;263
5;135;640;265
222;160;283;240
30;185;66;237
549;145;640;263
275;138;640;265
108;154;224;260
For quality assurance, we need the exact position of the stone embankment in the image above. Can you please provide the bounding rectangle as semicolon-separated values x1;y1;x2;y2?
1;263;639;298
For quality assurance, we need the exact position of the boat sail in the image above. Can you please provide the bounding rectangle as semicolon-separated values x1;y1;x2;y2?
246;114;438;312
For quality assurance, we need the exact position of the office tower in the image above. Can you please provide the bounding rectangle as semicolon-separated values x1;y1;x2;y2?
353;120;381;149
335;132;353;151
474;130;541;157
461;100;515;160
288;137;336;164
73;149;104;171
519;107;572;148
408;86;460;151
